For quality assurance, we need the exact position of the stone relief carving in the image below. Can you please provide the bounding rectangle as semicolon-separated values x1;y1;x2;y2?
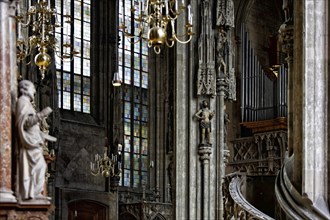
16;80;57;201
216;0;234;28
229;131;287;175
194;100;215;145
197;0;216;96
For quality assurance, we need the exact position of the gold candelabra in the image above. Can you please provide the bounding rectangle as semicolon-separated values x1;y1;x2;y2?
16;0;78;79
90;142;122;178
119;0;194;54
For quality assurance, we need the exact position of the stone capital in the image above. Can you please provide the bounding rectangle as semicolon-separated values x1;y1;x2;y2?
198;145;212;161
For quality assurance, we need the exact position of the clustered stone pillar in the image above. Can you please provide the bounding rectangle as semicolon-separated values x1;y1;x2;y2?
0;0;16;203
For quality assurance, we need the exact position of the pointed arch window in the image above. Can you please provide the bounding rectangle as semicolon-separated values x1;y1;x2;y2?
55;0;91;113
118;0;149;189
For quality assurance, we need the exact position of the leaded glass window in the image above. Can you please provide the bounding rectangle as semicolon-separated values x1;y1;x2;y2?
55;0;91;113
118;0;149;189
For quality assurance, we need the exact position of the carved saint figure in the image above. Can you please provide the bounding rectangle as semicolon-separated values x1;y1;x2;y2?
16;80;56;200
195;100;215;145
217;27;228;77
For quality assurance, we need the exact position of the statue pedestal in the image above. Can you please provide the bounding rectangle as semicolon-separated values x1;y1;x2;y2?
0;202;54;220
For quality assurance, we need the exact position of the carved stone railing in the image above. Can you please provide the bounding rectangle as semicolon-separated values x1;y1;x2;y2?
275;157;330;220
229;130;287;176
119;201;172;220
223;173;274;220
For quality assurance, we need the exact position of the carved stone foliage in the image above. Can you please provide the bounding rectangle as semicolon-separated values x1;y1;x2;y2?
119;202;172;220
229;131;287;175
223;174;274;220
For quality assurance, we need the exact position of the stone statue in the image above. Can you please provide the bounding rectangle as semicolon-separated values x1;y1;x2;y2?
195;100;215;145
16;80;56;201
217;27;228;77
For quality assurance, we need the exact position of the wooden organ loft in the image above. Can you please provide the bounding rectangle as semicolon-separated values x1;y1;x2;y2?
223;24;288;219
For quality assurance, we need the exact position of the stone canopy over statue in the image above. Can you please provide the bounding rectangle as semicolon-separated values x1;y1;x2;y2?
16;80;57;201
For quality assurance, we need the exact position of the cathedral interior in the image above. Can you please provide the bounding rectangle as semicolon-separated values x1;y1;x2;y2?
1;0;330;219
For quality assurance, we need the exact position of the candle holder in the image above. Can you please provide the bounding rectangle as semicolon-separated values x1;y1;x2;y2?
16;0;78;79
119;0;194;54
90;139;122;179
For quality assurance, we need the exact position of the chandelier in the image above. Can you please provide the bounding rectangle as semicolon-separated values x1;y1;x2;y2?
16;0;78;79
119;0;194;54
90;141;122;179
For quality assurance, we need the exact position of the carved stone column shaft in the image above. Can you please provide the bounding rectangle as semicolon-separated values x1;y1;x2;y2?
199;146;212;220
0;0;16;203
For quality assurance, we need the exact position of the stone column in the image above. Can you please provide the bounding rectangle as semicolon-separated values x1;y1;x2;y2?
301;0;328;206
216;78;226;219
199;146;212;220
0;0;16;203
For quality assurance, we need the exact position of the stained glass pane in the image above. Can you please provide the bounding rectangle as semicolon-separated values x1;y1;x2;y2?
142;171;148;183
124;153;131;169
133;171;139;188
133;137;140;153
134;70;140;86
74;55;81;74
133;154;140;170
83;40;90;58
83;3;91;22
124;102;131;118
142;41;148;54
124;86;131;101
74;37;81;51
118;48;123;65
141;122;148;138
141;139;148;154
83;22;91;41
134;120;140;136
83;77;90;95
63;58;71;71
141;89;148;104
74;20;81;38
141;155;148;171
63;1;71;16
83;96;90;113
142;72;148;88
124;169;130;186
142;55;148;72
74;75;81;93
124;119;131;135
74;94;81;111
124;67;131;84
134;104;140;120
124;50;131;67
124;135;131;152
142;105;148;121
134;87;141;103
134;42;140;52
63;91;71;109
124;34;131;49
63;73;71;91
74;1;82;19
83;59;90;76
